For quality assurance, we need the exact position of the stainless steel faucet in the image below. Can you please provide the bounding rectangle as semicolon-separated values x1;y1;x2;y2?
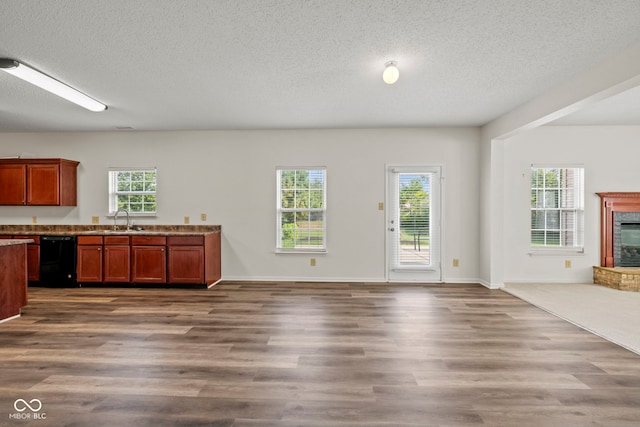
113;209;130;231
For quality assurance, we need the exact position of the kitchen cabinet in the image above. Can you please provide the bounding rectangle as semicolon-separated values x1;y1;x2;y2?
0;164;26;205
6;229;221;287
168;236;205;284
0;235;40;282
131;236;166;283
0;158;79;206
0;241;28;321
103;236;130;283
168;234;221;286
78;235;131;284
77;236;103;283
24;236;40;282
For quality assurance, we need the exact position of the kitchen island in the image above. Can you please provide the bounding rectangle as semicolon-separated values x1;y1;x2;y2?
0;239;31;322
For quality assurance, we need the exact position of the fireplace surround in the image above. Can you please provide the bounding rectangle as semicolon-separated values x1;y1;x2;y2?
594;193;640;292
597;192;640;267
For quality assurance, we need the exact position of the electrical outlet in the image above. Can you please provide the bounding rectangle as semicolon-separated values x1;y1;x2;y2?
91;216;100;224
310;258;316;267
32;216;37;224
201;213;207;221
565;260;572;268
184;216;190;224
453;258;460;267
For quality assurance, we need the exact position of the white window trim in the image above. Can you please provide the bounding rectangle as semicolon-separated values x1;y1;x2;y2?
529;164;584;255
108;167;158;217
276;167;327;253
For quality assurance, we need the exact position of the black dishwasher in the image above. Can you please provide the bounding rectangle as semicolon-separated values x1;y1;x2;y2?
40;235;77;286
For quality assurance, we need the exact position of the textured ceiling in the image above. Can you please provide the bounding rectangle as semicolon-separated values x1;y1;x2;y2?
1;0;640;132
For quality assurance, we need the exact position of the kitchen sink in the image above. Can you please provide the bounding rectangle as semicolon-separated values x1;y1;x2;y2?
86;229;165;235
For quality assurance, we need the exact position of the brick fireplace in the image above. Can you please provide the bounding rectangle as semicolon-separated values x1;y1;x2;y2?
597;192;640;267
594;192;640;291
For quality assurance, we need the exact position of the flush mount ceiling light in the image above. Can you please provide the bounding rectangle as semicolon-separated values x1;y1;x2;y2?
0;58;107;112
382;61;399;85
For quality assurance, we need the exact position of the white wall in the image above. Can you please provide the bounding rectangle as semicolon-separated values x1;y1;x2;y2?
0;128;481;283
503;125;640;283
479;40;640;288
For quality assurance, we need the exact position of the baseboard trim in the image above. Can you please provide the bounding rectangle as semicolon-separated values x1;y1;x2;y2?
220;276;386;283
0;313;20;324
478;279;504;289
220;275;490;286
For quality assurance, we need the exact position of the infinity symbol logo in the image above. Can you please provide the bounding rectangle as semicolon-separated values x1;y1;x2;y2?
14;399;42;412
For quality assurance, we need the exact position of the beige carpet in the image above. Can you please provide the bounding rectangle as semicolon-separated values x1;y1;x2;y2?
503;283;640;355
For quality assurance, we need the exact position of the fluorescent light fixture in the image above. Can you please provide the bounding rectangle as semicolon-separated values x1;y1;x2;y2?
383;61;399;85
0;58;107;112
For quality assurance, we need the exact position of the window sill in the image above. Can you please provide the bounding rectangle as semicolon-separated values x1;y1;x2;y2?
275;249;327;255
528;248;585;256
108;213;158;218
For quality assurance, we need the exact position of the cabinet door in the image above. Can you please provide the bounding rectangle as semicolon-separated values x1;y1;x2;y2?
26;244;40;282
27;164;60;205
104;245;130;283
131;246;166;283
0;164;26;205
168;246;204;284
77;245;103;282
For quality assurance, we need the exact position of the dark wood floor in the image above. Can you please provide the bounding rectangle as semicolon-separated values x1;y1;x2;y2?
1;282;640;426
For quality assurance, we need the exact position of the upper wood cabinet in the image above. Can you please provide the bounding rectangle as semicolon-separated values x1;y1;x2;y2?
0;158;79;206
0;164;26;205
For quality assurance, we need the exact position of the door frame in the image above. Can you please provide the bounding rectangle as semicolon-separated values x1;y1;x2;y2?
385;164;444;282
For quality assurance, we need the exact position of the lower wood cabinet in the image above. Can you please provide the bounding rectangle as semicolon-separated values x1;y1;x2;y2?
1;234;40;282
77;236;103;283
168;245;205;283
168;234;221;286
0;243;28;321
25;236;40;282
78;235;132;284
76;232;220;286
104;236;130;283
131;236;167;283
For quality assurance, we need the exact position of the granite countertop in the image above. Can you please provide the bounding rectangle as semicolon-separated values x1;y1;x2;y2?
0;225;220;237
0;239;34;246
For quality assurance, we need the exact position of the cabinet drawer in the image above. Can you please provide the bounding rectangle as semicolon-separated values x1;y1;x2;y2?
78;235;103;245
104;235;130;245
131;235;167;246
167;235;203;246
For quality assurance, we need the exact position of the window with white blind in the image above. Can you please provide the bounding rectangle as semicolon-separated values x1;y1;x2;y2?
530;166;584;252
276;168;326;252
108;168;157;216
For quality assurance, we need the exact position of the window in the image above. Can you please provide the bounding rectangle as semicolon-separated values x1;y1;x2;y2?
530;166;584;251
277;168;326;252
108;168;157;215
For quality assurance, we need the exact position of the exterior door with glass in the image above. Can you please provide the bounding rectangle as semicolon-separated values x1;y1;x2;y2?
386;165;442;282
